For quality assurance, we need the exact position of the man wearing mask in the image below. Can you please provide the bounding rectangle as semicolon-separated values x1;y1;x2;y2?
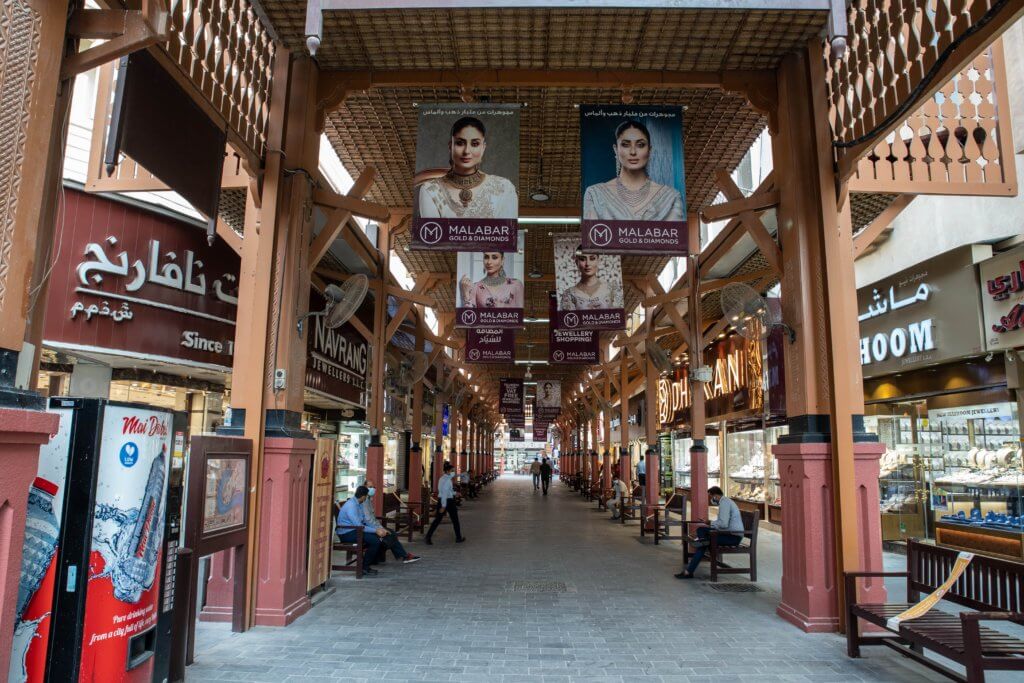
674;486;745;579
425;462;465;544
362;479;421;565
608;475;627;520
336;486;384;576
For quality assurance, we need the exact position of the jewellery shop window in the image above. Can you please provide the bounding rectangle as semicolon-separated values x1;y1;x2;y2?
926;402;1023;550
725;425;787;510
336;425;370;501
672;432;721;492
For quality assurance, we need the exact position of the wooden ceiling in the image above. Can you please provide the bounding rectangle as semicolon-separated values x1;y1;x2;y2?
258;4;830;397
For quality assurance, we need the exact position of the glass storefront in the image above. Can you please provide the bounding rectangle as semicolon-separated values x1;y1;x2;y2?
335;423;370;501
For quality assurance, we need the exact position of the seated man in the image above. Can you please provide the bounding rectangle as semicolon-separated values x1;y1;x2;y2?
675;486;745;579
608;475;627;519
361;478;421;565
336;486;384;576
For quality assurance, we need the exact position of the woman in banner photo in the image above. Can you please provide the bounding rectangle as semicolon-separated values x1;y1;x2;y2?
459;251;524;308
537;381;560;408
559;246;615;310
418;116;518;219
582;119;684;222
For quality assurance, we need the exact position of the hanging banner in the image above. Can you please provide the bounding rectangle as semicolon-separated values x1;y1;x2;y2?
411;103;520;251
456;230;525;328
465;327;515;363
533;422;550;442
553;234;624;329
500;378;525;416
579;105;688;255
506;413;526;428
509;428;525;442
548;291;599;363
535;380;562;421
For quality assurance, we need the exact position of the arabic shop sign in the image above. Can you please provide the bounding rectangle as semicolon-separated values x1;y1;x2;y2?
856;245;986;378
44;190;239;369
980;244;1024;351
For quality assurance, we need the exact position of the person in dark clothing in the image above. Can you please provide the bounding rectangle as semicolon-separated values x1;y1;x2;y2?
539;457;553;495
425;462;465;544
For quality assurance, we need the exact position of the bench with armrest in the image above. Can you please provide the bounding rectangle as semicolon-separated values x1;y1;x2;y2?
331;524;366;579
641;492;688;545
845;539;1024;682
619;485;644;525
597;486;614;511
683;509;759;581
376;492;416;542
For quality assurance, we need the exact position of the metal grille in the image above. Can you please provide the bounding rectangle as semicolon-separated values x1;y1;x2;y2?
507;580;569;593
706;583;763;593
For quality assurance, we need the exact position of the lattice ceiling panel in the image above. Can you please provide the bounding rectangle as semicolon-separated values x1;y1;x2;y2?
262;6;826;72
851;192;898;235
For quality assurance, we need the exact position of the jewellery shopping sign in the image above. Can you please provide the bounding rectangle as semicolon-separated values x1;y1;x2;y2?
411;103;520;251
579;105;688;255
548;291;598;363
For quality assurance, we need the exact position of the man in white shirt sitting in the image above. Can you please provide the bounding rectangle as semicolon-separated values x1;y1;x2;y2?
675;486;745;579
608;475;627;519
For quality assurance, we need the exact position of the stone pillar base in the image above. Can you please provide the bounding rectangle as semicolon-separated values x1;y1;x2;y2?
198;547;237;623
254;436;315;627
0;407;58;677
773;441;886;633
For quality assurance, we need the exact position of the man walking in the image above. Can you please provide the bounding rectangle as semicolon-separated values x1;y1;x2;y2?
530;457;541;490
539;457;553;495
425;462;466;544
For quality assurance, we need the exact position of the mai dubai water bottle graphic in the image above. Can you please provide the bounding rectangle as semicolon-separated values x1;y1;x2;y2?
16;477;61;622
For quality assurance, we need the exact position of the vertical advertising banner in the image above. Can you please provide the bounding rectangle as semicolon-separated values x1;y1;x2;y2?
500;378;525;416
980;246;1024;350
456;231;525;328
535;380;562;421
533;422;550;442
554;235;624;329
412;103;520;251
80;405;172;682
465;327;515;363
548;291;599;363
579;105;688;254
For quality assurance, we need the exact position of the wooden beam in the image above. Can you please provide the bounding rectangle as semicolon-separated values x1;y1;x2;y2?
699;172;776;276
386;284;435;307
702;316;732;348
216;219;243;256
853;194;914;259
313;188;390;223
64;1;170;77
713;171;783;275
307;166;378;270
701;190;780;223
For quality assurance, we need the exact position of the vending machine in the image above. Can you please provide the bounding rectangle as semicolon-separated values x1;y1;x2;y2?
8;398;183;683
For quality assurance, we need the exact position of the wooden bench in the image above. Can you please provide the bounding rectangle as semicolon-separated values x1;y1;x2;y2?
845;539;1024;682
683;509;760;581
331;524;366;579
619;485;644;525
642;492;688;545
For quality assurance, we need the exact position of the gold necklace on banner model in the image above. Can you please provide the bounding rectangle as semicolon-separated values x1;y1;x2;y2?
445;168;486;207
615;175;651;208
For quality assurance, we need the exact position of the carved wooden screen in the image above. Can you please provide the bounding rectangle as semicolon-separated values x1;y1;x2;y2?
849;42;1017;196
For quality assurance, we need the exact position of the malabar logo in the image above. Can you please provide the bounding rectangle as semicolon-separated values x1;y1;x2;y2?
553;350;565;362
468;349;481;361
589;223;612;247
419;221;443;245
563;313;580;328
461;309;477;325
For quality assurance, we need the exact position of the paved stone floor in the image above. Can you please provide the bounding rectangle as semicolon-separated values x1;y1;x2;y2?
188;475;962;682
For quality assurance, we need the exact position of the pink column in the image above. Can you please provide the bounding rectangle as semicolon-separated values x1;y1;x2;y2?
367;437;385;517
254;436;315;627
773;441;886;632
199;548;239;622
690;443;708;522
0;408;57;678
408;444;422;507
646;448;660;507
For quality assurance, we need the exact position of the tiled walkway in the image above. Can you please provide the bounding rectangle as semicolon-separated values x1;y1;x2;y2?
188;475;939;682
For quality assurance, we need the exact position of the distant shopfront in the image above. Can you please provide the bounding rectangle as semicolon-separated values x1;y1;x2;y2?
657;329;786;521
858;244;1023;558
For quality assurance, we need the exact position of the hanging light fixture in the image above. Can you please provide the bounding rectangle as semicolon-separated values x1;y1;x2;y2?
530;155;551;202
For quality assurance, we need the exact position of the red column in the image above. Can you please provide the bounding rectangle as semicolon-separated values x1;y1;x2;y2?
367;434;385;517
433;447;445;492
408;443;422;507
646;448;660;508
254;436;314;626
0;408;58;677
774;442;886;631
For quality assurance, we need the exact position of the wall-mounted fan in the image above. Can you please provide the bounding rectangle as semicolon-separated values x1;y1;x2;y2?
297;275;369;337
720;282;795;343
645;341;674;374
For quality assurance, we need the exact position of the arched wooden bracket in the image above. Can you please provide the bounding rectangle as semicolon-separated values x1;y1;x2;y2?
722;72;779;135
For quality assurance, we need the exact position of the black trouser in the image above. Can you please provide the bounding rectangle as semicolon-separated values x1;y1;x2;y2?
372;530;409;563
425;500;462;540
541;476;551;494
